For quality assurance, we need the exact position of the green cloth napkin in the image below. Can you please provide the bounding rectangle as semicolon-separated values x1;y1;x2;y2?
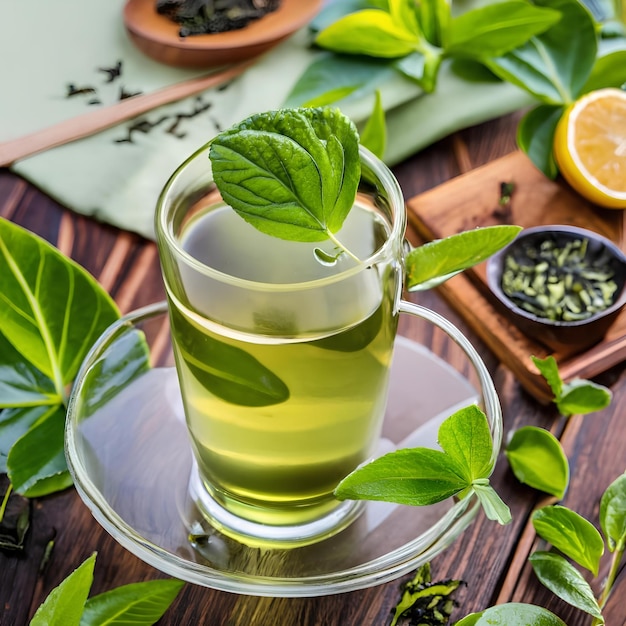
2;0;534;240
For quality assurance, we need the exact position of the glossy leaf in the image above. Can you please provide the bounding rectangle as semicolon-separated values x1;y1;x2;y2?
557;379;612;417
517;105;564;179
80;579;184;626
335;446;468;505
529;551;603;619
283;53;396;108
7;404;72;496
315;10;420;58
29;553;95;626
505;426;569;498
0;332;59;408
209;107;360;244
582;50;626;93
438;404;494;481
405;225;522;291
0;218;119;389
360;90;386;159
531;355;563;399
600;472;626;551
447;2;561;58
0;405;51;473
486;0;598;104
532;505;604;575
171;306;289;407
456;603;567;625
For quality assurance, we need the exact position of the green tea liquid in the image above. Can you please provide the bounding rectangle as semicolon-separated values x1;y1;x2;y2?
166;204;399;528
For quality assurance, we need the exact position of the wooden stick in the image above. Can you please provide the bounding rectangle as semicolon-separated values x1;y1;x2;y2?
0;60;254;167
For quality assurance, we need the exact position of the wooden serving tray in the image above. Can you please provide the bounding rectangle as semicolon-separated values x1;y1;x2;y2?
407;150;626;403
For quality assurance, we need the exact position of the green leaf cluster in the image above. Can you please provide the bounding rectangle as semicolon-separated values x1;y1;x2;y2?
526;473;626;624
29;553;184;626
0;218;126;497
335;404;512;525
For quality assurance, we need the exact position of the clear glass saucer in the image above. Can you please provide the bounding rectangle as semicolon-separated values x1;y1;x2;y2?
65;301;501;598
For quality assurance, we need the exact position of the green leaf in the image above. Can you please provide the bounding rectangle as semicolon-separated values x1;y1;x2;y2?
80;579;184;626
335;446;468;506
394;48;443;92
360;90;386;159
486;0;598;104
7;405;72;497
557;379;612;417
447;2;561;58
170;306;289;407
30;553;96;626
0;218;119;392
531;355;563;399
455;603;568;625
532;505;604;575
209;107;360;245
516;105;564;179
438;404;494;481
283;53;396;108
417;0;450;47
315;9;420;58
0;332;59;408
529;551;603;619
405;225;522;291
388;0;420;36
473;482;512;525
0;405;52;473
582;50;626;93
600;472;626;552
505;426;569;498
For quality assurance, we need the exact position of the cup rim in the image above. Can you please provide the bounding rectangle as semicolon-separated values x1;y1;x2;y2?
155;143;407;293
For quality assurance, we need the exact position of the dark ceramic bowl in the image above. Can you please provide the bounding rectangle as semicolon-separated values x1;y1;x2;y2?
486;225;626;352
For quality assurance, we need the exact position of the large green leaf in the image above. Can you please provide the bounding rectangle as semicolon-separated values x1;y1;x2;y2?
7;404;71;497
529;551;603;619
532;505;604;575
283;53;396;108
30;553;95;626
0;218;119;390
447;2;561;58
209;107;360;243
456;603;568;625
0;405;52;473
486;0;598;104
405;225;521;291
600;472;626;552
80;579;184;626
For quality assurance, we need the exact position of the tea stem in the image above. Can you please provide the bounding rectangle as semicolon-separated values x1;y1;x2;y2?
592;542;625;624
0;483;13;524
327;230;361;264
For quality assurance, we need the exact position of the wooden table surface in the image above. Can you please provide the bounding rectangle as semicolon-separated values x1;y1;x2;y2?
1;111;625;626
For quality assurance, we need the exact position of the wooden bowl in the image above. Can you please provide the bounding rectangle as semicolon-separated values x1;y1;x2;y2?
123;0;323;68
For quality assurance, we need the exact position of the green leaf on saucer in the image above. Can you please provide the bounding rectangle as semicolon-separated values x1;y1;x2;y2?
209;108;360;246
529;551;603;619
455;603;568;625
405;225;521;291
0;218;119;393
533;505;604;575
80;578;184;626
30;553;95;626
505;426;569;498
600;472;626;552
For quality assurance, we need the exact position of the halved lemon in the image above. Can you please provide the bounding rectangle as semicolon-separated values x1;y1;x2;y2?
553;88;626;209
